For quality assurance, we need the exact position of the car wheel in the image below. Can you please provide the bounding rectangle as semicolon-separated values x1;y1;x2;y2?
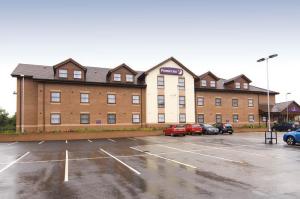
286;136;296;145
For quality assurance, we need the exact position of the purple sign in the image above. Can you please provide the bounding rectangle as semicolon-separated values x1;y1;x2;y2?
288;106;300;113
96;120;101;124
160;67;183;76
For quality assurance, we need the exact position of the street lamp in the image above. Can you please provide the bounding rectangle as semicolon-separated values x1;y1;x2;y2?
257;54;278;132
286;92;291;122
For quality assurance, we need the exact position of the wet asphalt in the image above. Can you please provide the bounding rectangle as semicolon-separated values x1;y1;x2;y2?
0;133;300;199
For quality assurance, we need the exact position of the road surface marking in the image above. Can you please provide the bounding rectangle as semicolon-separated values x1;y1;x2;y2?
88;139;92;143
107;139;116;143
38;141;45;145
0;152;30;173
7;142;18;145
100;148;141;175
130;147;197;169
128;138;137;141
159;145;244;164
65;140;68;144
64;150;68;182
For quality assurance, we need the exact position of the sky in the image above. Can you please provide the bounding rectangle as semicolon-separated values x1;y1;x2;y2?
0;0;300;115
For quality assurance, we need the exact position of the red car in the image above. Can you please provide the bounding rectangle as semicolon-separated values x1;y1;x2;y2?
163;125;186;136
185;124;203;135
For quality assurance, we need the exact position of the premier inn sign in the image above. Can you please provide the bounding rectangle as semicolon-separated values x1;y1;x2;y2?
160;67;183;76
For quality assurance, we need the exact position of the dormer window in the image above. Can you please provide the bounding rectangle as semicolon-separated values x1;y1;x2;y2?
74;71;82;79
243;83;249;89
126;74;134;82
235;82;241;89
201;80;207;87
210;81;216;87
59;69;68;78
113;74;121;81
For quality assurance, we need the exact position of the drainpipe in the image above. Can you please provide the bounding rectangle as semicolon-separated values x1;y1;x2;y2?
20;74;25;133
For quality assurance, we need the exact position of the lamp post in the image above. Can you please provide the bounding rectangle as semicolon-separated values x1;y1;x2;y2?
257;54;278;132
286;92;291;122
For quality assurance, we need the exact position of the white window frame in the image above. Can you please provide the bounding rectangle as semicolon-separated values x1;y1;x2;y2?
248;98;254;107
157;76;164;87
197;97;204;106
158;114;165;123
51;113;61;124
210;81;216;87
107;94;116;104
216;114;222;123
248;115;255;123
80;113;90;124
51;92;60;103
126;74;134;82
107;114;116;124
80;93;89;103
243;83;249;89
179;96;185;108
132;114;140;123
197;114;204;123
178;77;185;89
158;95;165;108
113;74;121;81
132;95;140;104
201;80;207;87
233;114;239;123
235;82;241;89
59;69;68;78
74;70;82;79
179;113;186;123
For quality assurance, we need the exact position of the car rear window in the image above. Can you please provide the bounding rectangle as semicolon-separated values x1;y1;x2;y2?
176;125;185;128
192;125;200;127
225;124;232;127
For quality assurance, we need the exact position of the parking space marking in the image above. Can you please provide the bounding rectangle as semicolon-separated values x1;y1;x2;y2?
107;138;116;143
159;145;244;164
100;148;141;175
88;139;93;143
0;152;30;173
128;138;137;141
64;150;68;182
65;140;68;144
38;141;45;145
7;142;18;146
130;147;197;169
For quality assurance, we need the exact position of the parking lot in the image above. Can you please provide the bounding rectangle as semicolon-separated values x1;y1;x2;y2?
0;132;300;199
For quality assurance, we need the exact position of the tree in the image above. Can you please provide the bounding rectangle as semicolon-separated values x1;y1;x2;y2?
0;108;9;127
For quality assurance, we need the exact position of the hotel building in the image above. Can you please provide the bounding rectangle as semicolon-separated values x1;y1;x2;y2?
11;57;278;132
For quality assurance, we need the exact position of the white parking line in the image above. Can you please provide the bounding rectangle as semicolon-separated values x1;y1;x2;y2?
107;138;116;143
64;150;69;182
65;140;68;144
159;145;244;164
130;147;197;169
7;142;18;146
100;148;141;175
38;141;45;145
128;138;137;141
0;152;30;173
88;139;92;143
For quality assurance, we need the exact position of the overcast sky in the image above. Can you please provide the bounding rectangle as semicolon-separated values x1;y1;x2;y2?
1;0;300;115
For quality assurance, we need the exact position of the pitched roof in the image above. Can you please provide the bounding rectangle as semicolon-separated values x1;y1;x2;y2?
224;74;252;84
199;71;220;80
53;58;87;71
139;57;198;79
107;63;138;76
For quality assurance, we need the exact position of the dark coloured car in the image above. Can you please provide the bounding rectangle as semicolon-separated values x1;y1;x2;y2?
199;124;219;135
272;122;297;132
185;124;203;135
214;123;234;134
163;125;186;136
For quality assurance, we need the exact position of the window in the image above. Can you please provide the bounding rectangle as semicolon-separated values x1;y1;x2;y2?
158;95;165;108
107;114;116;124
80;114;90;124
248;115;255;123
178;78;185;89
107;94;116;104
132;95;140;104
51;92;60;103
216;114;222;123
157;76;164;87
59;69;68;78
158;114;165;123
215;98;222;106
201;80;207;87
243;83;249;89
179;96;185;108
197;97;204;106
80;93;89;103
126;74;134;82
179;113;186;123
74;71;82;79
233;114;239;123
51;113;61;124
232;99;238;107
210;81;216;87
248;99;254;107
113;74;121;81
197;114;204;123
235;82;241;89
132;114;140;123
